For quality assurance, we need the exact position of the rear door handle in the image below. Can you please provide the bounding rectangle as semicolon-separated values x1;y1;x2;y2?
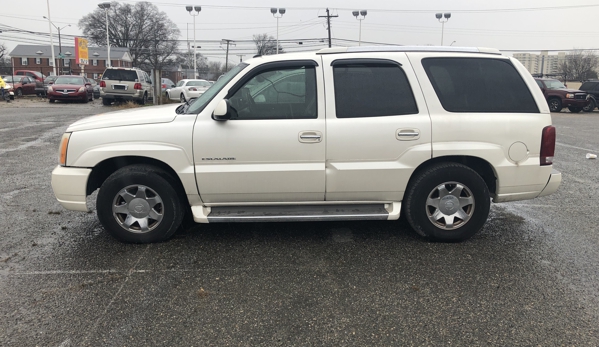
299;131;323;143
396;129;421;141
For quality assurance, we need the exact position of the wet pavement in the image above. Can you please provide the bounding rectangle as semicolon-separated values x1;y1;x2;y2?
1;101;598;346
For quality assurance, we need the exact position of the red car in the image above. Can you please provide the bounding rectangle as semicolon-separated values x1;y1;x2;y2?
1;75;37;96
15;70;46;83
48;75;95;103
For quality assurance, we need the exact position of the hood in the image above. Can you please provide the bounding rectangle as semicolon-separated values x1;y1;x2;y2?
562;88;586;93
67;104;179;132
52;83;84;89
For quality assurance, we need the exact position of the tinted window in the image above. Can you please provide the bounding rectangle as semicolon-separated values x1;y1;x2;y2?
423;58;538;113
55;77;85;85
102;69;139;82
332;61;418;118
580;82;598;90
228;65;317;120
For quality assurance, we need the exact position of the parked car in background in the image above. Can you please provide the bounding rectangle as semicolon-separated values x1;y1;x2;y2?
15;70;45;83
167;79;212;102
2;75;37;96
578;80;599;112
100;67;153;105
534;78;590;112
161;78;175;95
86;78;101;99
47;75;94;103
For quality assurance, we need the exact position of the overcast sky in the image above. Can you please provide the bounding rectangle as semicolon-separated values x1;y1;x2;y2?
2;0;599;63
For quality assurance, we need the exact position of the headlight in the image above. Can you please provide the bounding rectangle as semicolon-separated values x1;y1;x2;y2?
5;83;12;89
48;86;53;92
566;93;574;99
58;133;71;166
78;87;85;92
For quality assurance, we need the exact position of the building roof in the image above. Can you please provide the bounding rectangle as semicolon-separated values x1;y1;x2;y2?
9;45;132;62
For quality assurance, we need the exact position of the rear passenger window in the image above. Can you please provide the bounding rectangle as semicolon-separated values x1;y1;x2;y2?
333;60;418;118
422;58;539;113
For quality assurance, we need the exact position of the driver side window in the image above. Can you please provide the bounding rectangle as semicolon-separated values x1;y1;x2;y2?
228;65;317;120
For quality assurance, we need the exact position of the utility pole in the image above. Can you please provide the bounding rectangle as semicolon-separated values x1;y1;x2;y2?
221;39;235;71
319;8;338;48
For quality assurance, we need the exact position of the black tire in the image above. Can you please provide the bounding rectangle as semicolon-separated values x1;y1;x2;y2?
568;106;582;113
96;165;184;243
548;98;562;112
16;88;23;97
102;98;112;106
583;98;596;112
180;93;186;103
137;93;147;105
49;99;55;103
404;163;490;242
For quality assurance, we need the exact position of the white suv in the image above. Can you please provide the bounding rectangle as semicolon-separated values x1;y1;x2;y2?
51;46;561;243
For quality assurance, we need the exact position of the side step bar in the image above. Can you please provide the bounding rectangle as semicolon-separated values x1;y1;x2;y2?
191;203;401;223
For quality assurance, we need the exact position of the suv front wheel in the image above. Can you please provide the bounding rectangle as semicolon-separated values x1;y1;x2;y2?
548;98;562;112
404;163;490;242
583;98;596;112
96;165;183;243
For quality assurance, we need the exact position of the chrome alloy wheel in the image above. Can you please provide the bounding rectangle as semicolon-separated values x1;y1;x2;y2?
112;185;164;233
426;182;475;230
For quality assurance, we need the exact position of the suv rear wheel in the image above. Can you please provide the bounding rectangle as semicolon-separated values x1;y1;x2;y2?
404;163;490;242
137;93;147;105
102;98;112;106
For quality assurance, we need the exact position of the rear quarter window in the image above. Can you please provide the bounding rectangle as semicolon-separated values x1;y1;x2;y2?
422;57;539;113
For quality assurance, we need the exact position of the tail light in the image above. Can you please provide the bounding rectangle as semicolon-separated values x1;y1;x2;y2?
134;83;142;90
100;81;106;88
188;87;198;91
540;125;556;166
162;84;166;89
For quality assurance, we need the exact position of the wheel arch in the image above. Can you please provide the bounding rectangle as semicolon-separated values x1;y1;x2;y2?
406;155;497;197
86;156;189;207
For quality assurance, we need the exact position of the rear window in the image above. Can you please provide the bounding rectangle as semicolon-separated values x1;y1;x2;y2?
102;69;139;82
187;81;211;87
423;57;539;113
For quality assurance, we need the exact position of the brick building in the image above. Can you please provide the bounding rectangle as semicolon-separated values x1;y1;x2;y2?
8;45;132;80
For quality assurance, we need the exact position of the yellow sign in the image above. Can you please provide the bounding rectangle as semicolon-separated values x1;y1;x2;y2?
75;37;89;65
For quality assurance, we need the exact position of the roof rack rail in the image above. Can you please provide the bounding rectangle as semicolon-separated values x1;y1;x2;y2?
316;46;502;55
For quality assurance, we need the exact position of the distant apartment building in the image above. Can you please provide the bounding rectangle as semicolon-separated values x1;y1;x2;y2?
513;51;567;77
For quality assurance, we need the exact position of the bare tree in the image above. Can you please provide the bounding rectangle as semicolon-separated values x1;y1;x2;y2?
253;34;283;56
0;43;6;60
78;1;180;69
559;49;599;81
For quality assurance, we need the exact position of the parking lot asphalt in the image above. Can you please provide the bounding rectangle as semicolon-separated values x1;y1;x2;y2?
1;99;598;346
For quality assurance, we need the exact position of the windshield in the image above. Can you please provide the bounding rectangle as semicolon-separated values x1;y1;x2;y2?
544;79;566;89
55;77;85;85
185;63;248;114
3;76;19;83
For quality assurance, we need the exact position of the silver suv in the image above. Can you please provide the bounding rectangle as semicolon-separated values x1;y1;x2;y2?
100;67;153;105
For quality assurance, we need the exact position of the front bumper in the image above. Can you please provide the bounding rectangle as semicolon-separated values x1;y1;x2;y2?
564;98;590;108
51;165;92;211
48;91;87;101
537;169;562;197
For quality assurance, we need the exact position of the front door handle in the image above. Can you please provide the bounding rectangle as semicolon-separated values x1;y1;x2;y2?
299;131;323;143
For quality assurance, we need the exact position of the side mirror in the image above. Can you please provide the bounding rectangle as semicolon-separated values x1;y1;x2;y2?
212;99;231;121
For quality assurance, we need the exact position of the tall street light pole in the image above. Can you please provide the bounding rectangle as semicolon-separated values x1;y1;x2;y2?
186;6;201;78
352;10;367;46
45;0;57;76
43;16;69;75
435;12;451;46
270;8;285;54
98;2;111;67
